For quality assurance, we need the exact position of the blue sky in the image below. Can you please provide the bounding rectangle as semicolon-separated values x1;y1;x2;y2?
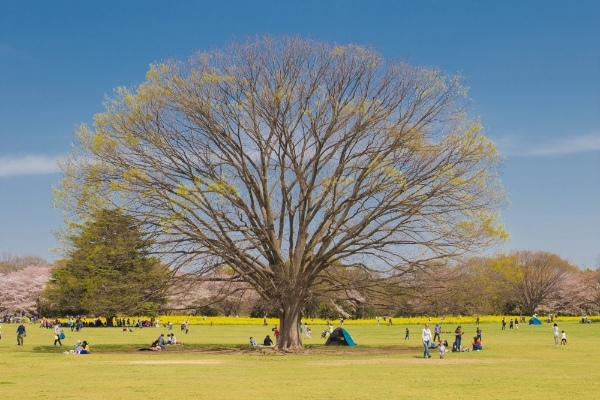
1;0;598;267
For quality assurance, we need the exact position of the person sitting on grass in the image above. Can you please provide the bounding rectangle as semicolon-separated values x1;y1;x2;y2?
263;335;274;347
429;339;448;349
170;334;182;345
79;341;90;354
156;334;166;350
472;336;482;351
249;337;258;346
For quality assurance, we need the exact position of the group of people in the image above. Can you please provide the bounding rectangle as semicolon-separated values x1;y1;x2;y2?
421;323;483;358
250;335;275;346
321;324;334;339
249;326;281;347
501;317;519;330
553;323;567;346
150;333;182;350
64;340;90;354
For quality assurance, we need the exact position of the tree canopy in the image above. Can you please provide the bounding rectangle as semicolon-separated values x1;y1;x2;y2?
42;209;170;322
56;36;508;348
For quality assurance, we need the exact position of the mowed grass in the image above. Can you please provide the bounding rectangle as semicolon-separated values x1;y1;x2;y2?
1;319;598;399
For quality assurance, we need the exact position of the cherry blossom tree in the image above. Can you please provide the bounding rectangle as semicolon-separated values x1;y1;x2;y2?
0;264;52;315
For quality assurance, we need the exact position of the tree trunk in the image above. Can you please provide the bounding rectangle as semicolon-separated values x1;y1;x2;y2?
276;300;303;350
106;316;114;327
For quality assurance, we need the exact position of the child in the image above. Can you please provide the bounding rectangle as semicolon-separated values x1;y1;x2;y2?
404;328;409;340
438;341;446;358
561;331;567;345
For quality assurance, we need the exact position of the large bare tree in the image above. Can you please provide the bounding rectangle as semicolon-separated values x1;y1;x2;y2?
508;250;576;315
56;36;507;349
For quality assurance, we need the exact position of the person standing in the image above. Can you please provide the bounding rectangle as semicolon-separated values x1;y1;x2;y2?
422;324;432;358
501;317;506;330
561;331;567;345
405;328;410;340
515;319;519;330
476;326;482;341
454;325;463;351
53;324;63;346
553;323;559;346
475;314;480;325
433;323;441;342
16;323;26;345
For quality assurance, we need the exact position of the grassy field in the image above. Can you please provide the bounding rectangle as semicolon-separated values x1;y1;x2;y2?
1;318;598;399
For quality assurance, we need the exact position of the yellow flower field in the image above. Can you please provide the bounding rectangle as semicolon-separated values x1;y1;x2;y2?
64;314;587;326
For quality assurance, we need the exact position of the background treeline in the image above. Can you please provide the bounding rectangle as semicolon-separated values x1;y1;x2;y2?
1;250;599;320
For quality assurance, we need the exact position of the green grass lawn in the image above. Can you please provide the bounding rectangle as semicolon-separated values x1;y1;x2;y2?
1;319;598;399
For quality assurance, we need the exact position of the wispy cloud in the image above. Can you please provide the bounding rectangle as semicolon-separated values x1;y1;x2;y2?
0;42;38;62
497;133;600;157
0;155;60;177
527;134;600;156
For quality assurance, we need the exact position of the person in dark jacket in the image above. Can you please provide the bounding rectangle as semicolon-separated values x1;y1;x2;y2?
263;335;274;346
16;323;26;345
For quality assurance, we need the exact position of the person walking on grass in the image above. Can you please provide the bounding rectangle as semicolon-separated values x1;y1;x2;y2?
422;324;432;358
553;323;559;346
16;323;26;345
438;341;446;359
53;323;63;346
405;328;410;340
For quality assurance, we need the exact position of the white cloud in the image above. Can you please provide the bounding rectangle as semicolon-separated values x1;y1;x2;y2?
496;133;600;157
0;155;60;177
527;134;600;156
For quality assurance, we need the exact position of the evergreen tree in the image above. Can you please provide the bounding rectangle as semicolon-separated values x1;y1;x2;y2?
42;209;170;324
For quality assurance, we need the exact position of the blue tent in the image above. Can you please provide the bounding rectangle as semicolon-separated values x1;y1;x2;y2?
528;317;543;325
325;327;357;346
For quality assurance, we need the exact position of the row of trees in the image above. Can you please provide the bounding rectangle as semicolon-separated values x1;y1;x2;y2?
34;206;600;321
4;219;599;321
395;251;600;317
